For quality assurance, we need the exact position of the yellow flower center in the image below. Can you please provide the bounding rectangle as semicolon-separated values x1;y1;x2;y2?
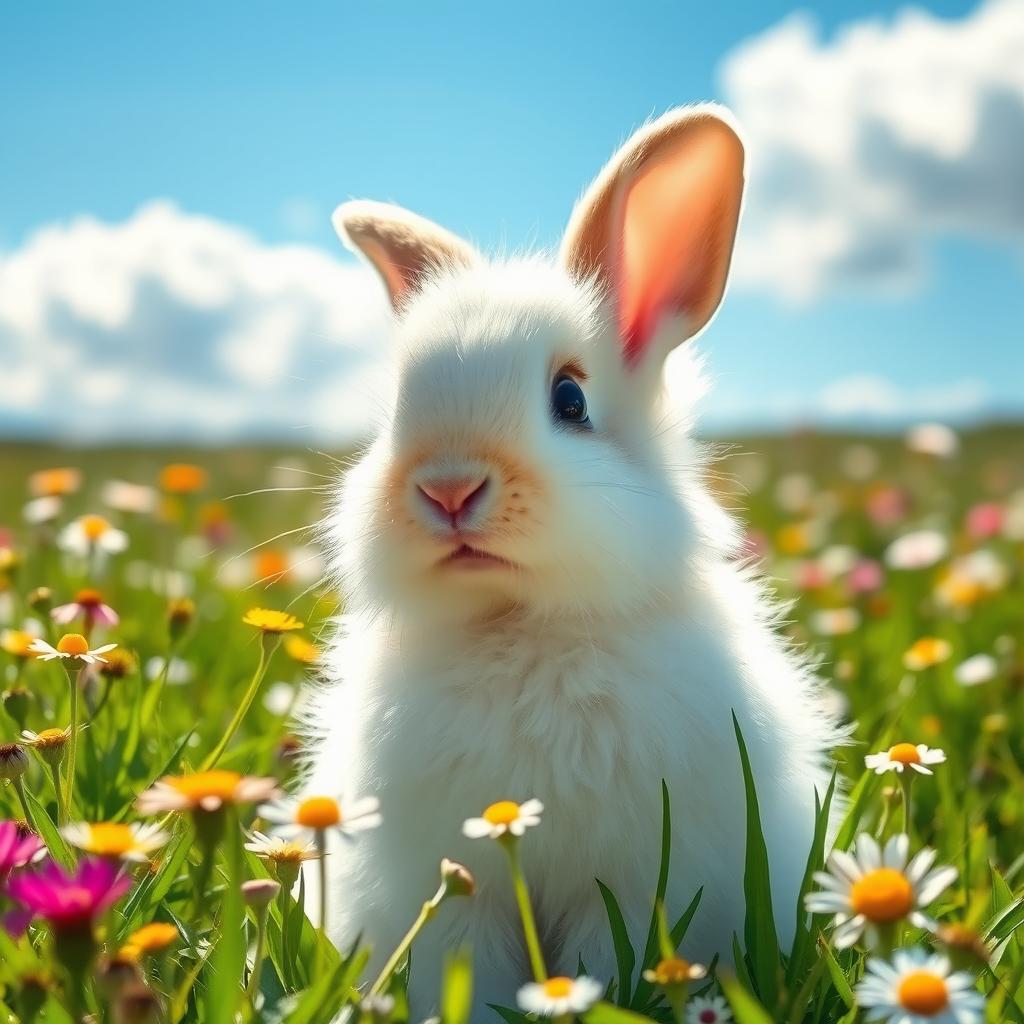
849;868;914;922
167;771;241;804
266;841;314;863
74;588;104;606
57;633;90;656
128;922;179;953
295;797;342;829
85;823;137;856
483;801;521;826
33;728;70;749
888;743;922;765
542;978;574;998
652;958;693;985
897;971;949;1015
80;514;110;541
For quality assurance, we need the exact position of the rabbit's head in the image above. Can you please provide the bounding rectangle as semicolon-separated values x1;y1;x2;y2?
330;106;745;623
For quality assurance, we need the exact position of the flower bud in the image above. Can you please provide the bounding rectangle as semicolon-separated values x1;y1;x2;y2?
0;742;29;782
27;587;53;613
241;878;281;909
167;598;196;640
439;858;476;899
3;686;32;728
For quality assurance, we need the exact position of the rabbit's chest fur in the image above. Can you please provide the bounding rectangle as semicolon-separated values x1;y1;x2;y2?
306;561;836;1000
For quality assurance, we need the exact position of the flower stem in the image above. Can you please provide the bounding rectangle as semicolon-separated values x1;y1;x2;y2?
245;903;270;1007
501;836;547;982
14;776;36;828
900;774;914;839
315;830;328;979
63;667;81;814
201;635;278;770
369;886;444;997
49;762;69;826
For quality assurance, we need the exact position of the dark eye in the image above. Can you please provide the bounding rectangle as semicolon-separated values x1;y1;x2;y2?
552;375;589;425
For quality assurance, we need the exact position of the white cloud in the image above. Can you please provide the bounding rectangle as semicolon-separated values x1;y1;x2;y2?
722;0;1024;301
0;201;392;441
818;374;989;419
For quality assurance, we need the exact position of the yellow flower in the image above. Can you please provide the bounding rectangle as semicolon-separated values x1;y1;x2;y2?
243;608;304;634
29;467;82;498
159;463;208;494
61;821;169;862
904;638;952;671
136;771;280;815
776;522;813;556
642;956;707;986
2;629;40;658
121;922;180;958
99;648;138;680
21;727;72;751
284;634;321;665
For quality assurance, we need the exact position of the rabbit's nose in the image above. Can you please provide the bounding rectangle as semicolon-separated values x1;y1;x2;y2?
417;476;490;525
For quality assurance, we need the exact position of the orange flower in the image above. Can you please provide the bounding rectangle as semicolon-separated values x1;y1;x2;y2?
159;464;207;494
29;467;82;498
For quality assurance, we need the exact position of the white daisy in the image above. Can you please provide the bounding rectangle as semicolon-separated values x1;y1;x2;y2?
23;496;63;525
463;799;544;840
865;744;946;776
856;948;983;1024
58;514;129;558
954;654;998;687
61;821;169;862
244;830;320;864
517;976;603;1017
885;531;948;571
686;995;733;1024
30;634;117;666
260;794;381;842
805;833;957;949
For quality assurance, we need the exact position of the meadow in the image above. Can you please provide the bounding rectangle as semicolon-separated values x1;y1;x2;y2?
0;424;1022;1024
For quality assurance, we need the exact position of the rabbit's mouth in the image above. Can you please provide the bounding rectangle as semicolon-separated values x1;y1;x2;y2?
440;544;515;570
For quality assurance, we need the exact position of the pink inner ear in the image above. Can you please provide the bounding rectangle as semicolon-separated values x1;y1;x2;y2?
618;136;736;364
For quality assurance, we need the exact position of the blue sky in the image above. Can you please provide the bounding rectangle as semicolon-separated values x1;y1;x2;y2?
1;0;1022;440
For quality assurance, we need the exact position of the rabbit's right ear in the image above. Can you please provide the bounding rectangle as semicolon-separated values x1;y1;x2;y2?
333;200;478;311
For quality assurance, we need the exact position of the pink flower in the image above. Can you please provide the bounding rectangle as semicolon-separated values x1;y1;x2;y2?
965;503;1004;540
5;858;131;932
51;588;119;628
796;560;829;591
848;559;884;595
866;486;909;528
0;821;44;878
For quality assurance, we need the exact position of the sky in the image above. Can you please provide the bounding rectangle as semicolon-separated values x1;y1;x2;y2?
1;0;1022;444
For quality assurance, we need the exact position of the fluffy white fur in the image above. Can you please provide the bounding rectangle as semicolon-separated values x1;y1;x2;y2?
302;108;841;1019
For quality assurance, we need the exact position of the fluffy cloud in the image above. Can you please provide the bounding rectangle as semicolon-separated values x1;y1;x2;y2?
723;0;1024;301
0;202;392;441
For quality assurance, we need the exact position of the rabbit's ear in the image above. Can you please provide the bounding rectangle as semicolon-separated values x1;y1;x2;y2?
333;200;478;311
561;105;744;365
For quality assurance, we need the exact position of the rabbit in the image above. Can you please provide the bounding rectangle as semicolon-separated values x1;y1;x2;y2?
301;104;842;1019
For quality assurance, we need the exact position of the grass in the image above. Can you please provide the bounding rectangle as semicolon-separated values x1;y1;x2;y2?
0;424;1022;1023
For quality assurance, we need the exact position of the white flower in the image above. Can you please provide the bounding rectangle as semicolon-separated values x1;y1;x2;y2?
30;636;117;666
885;530;948;571
58;514;129;558
23;496;62;525
856;948;982;1024
811;608;861;636
804;834;957;949
262;682;296;716
865;744;946;776
905;423;959;458
102;480;158;515
517;976;603;1017
244;830;320;863
686;995;733;1024
260;794;381;842
61;821;169;862
463;799;543;839
954;654;998;687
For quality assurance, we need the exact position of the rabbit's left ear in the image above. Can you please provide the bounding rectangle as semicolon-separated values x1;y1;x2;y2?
560;105;745;366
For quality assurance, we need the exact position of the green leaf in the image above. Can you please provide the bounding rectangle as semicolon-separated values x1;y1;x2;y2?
719;972;775;1024
597;878;637;1006
281;946;370;1024
639;781;672;972
584;1001;657;1024
23;786;75;869
818;935;855;1009
441;947;473;1024
204;822;246;1023
732;713;781;1010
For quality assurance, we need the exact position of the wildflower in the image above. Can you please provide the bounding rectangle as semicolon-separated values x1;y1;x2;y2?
23;496;63;525
121;922;180;958
643;956;707;986
52;588;120;628
964;502;1003;540
517;976;603;1017
2;629;40;659
29;467;82;498
0;743;30;782
805;834;956;948
255;549;291;585
102;480;158;515
776;522;815;556
855;948;982;1023
463;799;543;840
865;744;946;776
245;830;319;865
241;878;281;908
936;552;1008;609
136;771;280;816
954;654;998;687
904;638;952;671
61;822;169;862
21;727;72;765
866;486;910;528
284;634;321;665
167;597;195;636
686;995;733;1024
30;633;117;666
439;858;476;898
242;608;304;633
27;587;53;613
905;423;959;458
0;821;44;876
885;530;948;571
811;608;861;636
0;547;21;576
848;559;884;595
99;648;138;680
160;463;207;494
260;794;381;843
58;514;129;558
6;857;131;931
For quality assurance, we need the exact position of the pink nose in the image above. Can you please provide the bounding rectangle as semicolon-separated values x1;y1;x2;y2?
417;476;489;522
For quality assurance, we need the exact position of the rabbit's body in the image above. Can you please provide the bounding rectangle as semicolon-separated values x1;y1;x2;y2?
304;107;840;1017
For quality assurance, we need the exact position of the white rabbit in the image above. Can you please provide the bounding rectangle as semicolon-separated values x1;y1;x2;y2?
302;104;841;1018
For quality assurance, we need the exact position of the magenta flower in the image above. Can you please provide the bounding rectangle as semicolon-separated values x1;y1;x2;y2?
0;821;44;878
5;858;131;932
51;588;120;628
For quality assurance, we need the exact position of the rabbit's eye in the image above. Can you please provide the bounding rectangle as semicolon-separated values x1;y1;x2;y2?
552;376;589;425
